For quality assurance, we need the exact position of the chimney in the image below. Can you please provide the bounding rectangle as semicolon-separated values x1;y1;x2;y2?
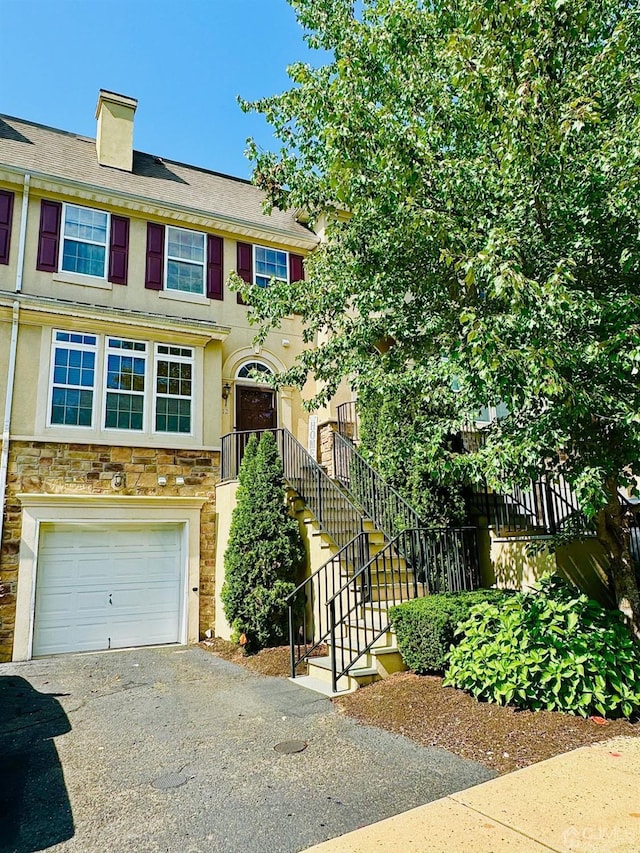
95;90;138;171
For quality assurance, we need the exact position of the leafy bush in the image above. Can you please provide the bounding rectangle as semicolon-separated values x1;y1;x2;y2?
444;575;640;719
389;589;514;673
221;432;306;653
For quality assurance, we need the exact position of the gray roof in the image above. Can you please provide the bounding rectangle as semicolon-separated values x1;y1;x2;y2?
0;114;316;245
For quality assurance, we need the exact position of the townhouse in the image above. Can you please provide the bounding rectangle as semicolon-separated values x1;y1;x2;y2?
0;90;324;662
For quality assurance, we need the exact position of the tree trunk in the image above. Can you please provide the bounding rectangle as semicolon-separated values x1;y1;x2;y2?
595;478;640;639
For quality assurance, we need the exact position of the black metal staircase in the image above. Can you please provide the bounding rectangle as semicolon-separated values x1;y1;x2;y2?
220;425;482;692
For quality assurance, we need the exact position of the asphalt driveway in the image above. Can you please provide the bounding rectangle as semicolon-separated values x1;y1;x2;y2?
0;646;494;853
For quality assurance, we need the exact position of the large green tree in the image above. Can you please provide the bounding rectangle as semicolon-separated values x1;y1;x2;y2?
236;0;640;633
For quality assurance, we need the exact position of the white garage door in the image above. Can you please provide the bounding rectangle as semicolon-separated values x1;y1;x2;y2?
33;522;184;656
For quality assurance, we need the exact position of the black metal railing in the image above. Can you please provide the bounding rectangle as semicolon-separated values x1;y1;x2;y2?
327;527;480;692
336;401;360;443
469;476;592;535
221;428;366;549
333;430;422;539
287;532;370;677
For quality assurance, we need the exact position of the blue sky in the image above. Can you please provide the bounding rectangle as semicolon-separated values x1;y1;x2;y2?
1;0;319;179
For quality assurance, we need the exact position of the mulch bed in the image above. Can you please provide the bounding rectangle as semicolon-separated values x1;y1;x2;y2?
199;641;640;775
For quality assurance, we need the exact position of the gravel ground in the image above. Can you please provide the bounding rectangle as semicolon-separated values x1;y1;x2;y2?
200;641;640;776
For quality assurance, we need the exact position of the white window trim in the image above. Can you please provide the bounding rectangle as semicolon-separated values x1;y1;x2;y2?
165;225;206;296
102;337;149;434
47;331;99;430
253;244;289;288
153;344;195;437
58;203;111;280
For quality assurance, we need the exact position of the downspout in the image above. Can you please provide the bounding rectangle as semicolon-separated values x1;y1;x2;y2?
0;302;20;554
15;173;30;292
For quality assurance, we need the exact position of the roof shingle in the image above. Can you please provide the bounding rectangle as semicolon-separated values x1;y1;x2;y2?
0;114;315;245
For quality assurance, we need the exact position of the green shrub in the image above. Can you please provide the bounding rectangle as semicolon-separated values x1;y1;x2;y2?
221;432;306;653
444;575;640;719
389;589;514;673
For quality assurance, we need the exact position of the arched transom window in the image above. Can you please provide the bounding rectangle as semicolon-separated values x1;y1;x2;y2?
236;361;274;382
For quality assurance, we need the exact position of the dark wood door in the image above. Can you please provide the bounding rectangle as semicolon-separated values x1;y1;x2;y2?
236;386;276;432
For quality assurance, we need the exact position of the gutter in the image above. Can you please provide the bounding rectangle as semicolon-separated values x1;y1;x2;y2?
0;163;319;251
0;301;20;562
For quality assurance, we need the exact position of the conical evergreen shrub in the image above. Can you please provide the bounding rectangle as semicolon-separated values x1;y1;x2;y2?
221;431;306;652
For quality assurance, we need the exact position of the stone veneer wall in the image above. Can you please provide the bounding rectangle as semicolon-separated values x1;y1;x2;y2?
318;421;337;478
0;440;219;662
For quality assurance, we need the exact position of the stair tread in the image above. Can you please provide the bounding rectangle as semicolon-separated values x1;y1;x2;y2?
335;638;398;656
307;655;378;677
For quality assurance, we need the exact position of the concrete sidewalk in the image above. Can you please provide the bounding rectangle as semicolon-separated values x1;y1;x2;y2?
304;736;640;853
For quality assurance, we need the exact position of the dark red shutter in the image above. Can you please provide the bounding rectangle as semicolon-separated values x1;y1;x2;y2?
289;253;304;282
206;234;223;300
36;200;62;272
108;215;130;285
0;190;14;265
145;222;164;290
236;241;252;304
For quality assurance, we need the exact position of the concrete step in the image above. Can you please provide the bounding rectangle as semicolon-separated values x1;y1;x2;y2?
307;654;379;692
288;674;356;697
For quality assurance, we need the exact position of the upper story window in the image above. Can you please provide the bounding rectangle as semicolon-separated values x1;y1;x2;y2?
61;205;109;278
236;242;304;305
37;199;129;285
48;330;194;436
166;226;206;295
255;246;288;287
145;223;223;299
476;402;509;425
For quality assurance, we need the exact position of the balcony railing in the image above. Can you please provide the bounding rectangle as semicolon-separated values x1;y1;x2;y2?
468;476;593;536
336;401;360;444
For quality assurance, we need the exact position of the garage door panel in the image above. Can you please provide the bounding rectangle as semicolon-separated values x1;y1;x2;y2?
33;522;185;656
35;588;108;620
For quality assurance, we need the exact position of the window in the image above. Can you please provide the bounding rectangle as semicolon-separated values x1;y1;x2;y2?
476;402;509;425
104;338;147;431
166;226;205;294
236;361;274;382
254;246;288;288
155;345;193;434
50;332;97;427
48;331;195;436
61;204;109;278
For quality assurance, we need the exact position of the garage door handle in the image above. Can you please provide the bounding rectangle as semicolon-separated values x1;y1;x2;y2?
108;593;113;605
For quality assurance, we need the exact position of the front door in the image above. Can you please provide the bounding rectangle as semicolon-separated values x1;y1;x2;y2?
236;386;277;432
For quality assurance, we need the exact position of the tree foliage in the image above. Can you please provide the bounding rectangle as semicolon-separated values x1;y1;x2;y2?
236;0;640;632
357;386;468;525
221;432;306;652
